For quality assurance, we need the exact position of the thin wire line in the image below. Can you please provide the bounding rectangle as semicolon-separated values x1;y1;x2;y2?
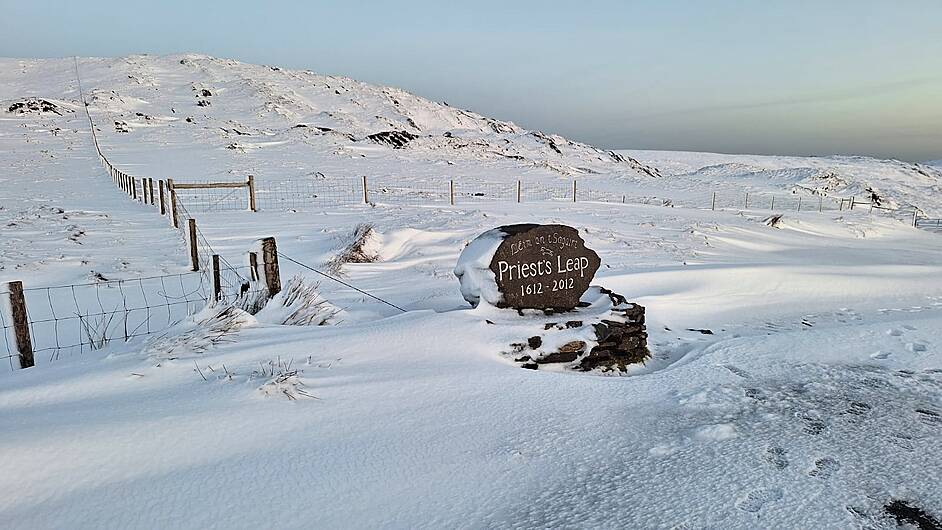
277;252;406;313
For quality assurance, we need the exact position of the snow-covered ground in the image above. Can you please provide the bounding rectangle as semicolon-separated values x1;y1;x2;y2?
1;55;941;528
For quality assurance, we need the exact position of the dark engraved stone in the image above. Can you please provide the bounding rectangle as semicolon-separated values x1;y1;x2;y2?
489;224;600;311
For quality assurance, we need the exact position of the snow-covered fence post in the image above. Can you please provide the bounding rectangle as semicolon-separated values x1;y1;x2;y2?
744;192;749;209
167;179;179;228
797;197;802;212
912;210;918;228
158;180;166;216
6;281;34;369
449;180;455;206
211;255;221;302
247;175;257;212
711;192;716;211
850;196;856;210
770;195;775;210
572;180;577;203
148;178;155;206
517;180;522;203
361;176;369;204
261;237;282;296
869;202;874;214
818;196;823;212
188;218;199;271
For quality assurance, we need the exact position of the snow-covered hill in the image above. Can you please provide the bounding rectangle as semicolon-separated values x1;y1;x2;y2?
626;149;942;215
1;55;941;529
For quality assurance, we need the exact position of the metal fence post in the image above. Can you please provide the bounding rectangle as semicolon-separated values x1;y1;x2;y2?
211;255;221;301
188;218;199;271
249;251;260;281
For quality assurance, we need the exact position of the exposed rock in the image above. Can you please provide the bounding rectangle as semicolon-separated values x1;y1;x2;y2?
504;287;649;373
367;130;418;149
7;98;66;115
196;99;211;107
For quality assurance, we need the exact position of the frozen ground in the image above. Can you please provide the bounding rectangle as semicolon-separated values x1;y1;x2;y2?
0;55;940;529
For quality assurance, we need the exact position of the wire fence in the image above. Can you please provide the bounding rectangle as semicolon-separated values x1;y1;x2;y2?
172;174;903;219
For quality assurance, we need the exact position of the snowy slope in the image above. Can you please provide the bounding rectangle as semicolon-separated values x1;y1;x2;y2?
1;54;941;529
626;149;942;216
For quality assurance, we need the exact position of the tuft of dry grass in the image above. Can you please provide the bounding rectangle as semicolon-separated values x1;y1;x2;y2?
257;274;339;326
254;357;318;400
324;223;380;276
145;305;251;360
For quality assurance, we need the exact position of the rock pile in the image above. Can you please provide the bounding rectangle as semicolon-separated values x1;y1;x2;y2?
508;288;649;373
7;98;65;115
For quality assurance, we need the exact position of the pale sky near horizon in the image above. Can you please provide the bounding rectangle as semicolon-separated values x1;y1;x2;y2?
2;0;940;161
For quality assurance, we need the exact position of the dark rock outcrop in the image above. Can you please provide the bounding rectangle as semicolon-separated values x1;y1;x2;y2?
367;130;418;149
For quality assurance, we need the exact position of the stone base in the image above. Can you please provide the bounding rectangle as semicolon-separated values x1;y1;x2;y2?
506;287;650;373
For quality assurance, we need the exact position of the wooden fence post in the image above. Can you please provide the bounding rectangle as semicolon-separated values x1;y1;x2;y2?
361;176;369;204
188;218;199;271
517;180;522;203
6;281;34;369
168;178;179;228
449;180;455;206
711;192;716;211
211;255;221;301
850;196;856;210
261;237;281;296
247;175;257;212
148;178;155;205
770;196;775;210
912;210;918;227
572;180;577;203
744;192;749;209
159;180;166;215
248;251;259;281
818;196;823;212
797;196;802;212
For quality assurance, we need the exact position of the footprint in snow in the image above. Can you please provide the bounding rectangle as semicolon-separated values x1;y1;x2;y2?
797;412;827;436
764;446;789;470
844;401;872;417
887;432;916;452
905;342;928;353
915;408;941;427
722;364;751;379
887;328;903;337
808;457;841;479
735;488;783;513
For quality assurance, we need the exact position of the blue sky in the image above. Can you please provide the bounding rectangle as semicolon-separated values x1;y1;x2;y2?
2;0;940;161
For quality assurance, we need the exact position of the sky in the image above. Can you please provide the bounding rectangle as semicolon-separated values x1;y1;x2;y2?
2;0;941;162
